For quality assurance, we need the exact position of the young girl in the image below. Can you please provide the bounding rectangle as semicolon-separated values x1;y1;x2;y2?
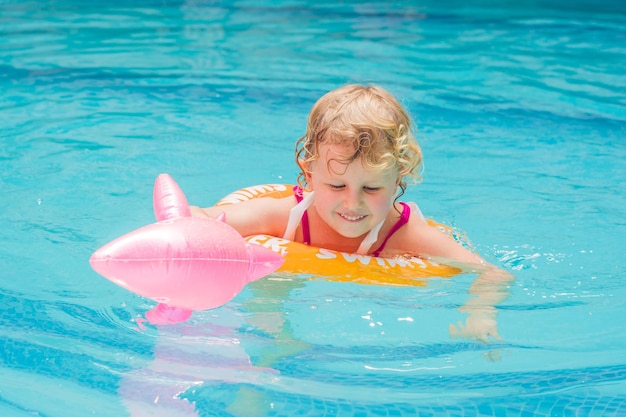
192;84;512;342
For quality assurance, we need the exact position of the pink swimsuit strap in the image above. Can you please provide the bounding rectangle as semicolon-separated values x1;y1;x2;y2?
372;202;411;257
293;186;411;254
293;186;311;245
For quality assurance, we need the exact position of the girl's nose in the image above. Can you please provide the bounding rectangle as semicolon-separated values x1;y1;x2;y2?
343;188;362;210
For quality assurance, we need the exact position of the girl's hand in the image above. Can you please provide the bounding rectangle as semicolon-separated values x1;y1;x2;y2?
448;308;503;343
189;205;210;218
449;267;513;343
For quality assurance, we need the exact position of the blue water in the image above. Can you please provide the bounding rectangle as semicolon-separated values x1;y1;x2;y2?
2;0;626;416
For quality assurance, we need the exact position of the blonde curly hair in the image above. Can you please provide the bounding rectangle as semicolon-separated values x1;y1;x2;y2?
295;84;422;198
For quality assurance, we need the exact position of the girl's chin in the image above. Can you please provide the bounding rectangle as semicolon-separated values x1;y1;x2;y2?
334;225;371;240
329;215;374;239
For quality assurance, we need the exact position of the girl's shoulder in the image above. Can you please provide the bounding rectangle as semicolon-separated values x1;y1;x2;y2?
387;211;481;263
378;208;451;256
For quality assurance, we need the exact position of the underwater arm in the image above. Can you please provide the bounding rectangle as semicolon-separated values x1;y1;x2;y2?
448;263;514;343
403;221;514;342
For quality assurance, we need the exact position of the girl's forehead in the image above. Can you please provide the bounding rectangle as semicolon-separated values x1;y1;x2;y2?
314;143;399;181
319;142;354;159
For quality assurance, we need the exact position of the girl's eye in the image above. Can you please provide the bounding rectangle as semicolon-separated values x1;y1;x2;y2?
329;184;345;190
364;186;381;192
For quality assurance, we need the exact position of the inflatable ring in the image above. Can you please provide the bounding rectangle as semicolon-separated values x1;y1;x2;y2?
217;184;462;286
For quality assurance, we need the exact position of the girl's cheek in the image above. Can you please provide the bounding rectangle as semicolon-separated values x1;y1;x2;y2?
369;195;392;213
315;190;335;208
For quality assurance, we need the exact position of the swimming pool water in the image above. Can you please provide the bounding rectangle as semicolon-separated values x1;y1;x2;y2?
1;0;625;416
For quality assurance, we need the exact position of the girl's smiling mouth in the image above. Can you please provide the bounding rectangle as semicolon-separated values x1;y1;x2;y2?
339;213;367;222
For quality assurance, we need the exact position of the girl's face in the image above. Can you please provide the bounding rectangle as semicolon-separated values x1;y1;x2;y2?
307;143;399;239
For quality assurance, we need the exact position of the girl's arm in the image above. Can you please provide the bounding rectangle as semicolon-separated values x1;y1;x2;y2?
448;262;514;343
399;217;515;343
190;197;292;238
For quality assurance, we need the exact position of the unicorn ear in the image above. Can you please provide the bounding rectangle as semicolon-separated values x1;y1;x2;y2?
153;174;191;221
216;212;226;222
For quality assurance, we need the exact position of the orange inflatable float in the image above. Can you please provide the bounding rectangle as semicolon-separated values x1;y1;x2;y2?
216;184;462;286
